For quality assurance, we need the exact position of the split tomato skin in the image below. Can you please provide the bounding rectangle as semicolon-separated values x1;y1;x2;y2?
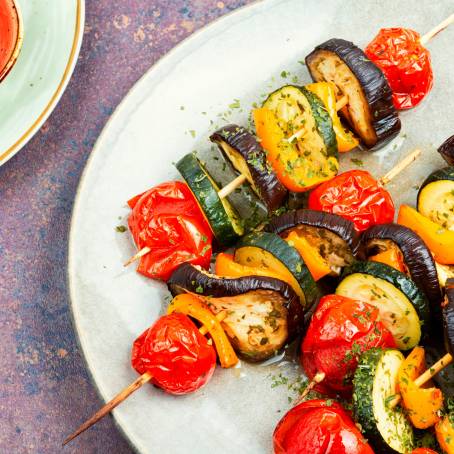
273;399;374;454
365;28;433;110
301;295;396;395
131;313;216;395
128;181;213;281
308;170;395;232
411;449;439;454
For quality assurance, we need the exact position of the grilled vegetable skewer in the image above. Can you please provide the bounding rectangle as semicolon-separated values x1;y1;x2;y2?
63;309;228;445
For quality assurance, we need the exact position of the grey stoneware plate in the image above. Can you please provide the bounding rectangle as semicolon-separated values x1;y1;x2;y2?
68;0;454;452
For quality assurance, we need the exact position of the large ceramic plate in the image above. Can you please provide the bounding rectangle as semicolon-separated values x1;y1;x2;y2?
0;0;84;166
69;0;454;452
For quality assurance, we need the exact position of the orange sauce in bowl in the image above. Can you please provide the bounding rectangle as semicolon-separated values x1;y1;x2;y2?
0;0;20;80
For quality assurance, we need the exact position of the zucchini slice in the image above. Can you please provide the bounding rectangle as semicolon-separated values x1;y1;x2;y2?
261;85;338;189
417;167;454;230
336;261;430;349
168;263;303;361
175;153;244;246
353;348;414;453
306;38;401;150
234;231;319;309
210;124;287;212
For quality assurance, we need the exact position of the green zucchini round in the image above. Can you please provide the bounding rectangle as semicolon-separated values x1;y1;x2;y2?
336;261;430;349
263;85;338;158
353;348;414;453
234;231;319;309
417;166;454;230
175;153;244;246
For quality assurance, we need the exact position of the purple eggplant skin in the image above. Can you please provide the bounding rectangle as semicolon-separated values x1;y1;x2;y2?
444;278;454;355
210;124;287;212
305;38;401;150
167;262;304;339
265;208;361;256
438;135;454;166
361;223;443;308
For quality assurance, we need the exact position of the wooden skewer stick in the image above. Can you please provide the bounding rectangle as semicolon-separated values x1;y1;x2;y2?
378;148;421;186
293;372;326;406
217;173;247;199
388;352;453;409
336;95;348;111
123;246;151;267
63;311;227;445
420;13;454;46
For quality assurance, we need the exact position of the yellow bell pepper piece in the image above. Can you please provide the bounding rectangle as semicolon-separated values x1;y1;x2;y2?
398;205;454;265
397;347;443;429
168;293;239;368
285;231;331;281
436;415;454;454
306;82;359;152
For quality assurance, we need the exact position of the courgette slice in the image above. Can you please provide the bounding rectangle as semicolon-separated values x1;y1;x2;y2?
353;348;414;453
234;231;319;309
175;153;244;246
210;124;287;212
261;85;338;190
417;167;454;230
336;261;430;349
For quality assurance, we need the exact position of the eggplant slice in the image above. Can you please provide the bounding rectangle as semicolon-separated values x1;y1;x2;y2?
361;223;443;307
438;135;454;166
444;278;454;355
306;38;400;150
266;208;361;275
210;125;287;212
168;263;304;361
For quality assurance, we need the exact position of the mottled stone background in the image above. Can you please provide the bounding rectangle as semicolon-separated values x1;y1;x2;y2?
0;1;253;452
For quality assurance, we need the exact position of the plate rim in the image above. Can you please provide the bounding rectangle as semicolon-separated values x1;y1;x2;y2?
66;1;282;451
0;0;85;166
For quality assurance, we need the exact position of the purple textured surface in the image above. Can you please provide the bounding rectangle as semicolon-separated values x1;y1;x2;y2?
0;1;253;452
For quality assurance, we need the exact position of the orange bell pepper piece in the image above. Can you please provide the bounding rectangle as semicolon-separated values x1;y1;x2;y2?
436;415;454;454
214;252;287;282
305;82;359;153
398;205;454;265
397;347;443;429
253;108;338;192
369;247;407;273
167;293;238;368
285;231;331;281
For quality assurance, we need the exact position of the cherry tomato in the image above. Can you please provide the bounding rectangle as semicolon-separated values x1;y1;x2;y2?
308;170;395;232
274;399;374;454
128;181;213;281
131;313;216;395
301;295;395;395
411;449;439;454
365;28;433;110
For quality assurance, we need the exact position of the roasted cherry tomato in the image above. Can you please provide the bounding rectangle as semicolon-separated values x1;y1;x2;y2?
365;28;433;110
308;170;395;232
273;399;374;454
301;295;396;395
128;181;213;281
131;313;216;395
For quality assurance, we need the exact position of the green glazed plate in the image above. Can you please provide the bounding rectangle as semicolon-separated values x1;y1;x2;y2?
0;0;84;166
